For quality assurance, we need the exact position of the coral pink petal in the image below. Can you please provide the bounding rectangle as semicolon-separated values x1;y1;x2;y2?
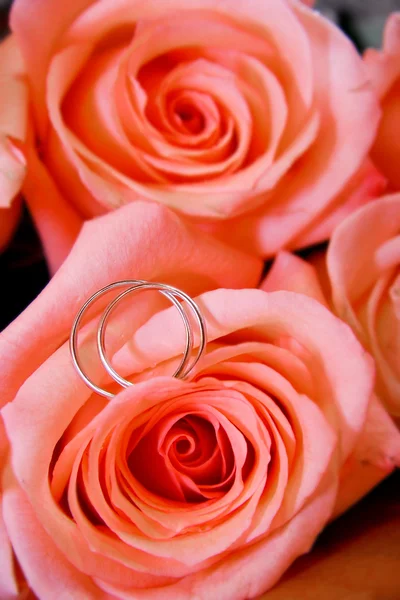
10;0;96;132
98;474;337;600
327;194;400;334
0;421;19;599
117;289;374;458
0;201;261;407
333;395;400;519
211;4;381;255
261;251;329;307
292;160;387;250
22;142;83;273
2;470;108;600
0;35;27;141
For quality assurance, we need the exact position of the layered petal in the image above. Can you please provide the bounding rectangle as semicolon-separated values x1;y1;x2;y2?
327;194;400;414
0;200;261;408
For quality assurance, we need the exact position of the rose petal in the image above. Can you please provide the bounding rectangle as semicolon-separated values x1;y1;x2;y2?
22;141;83;273
327;194;400;413
332;395;400;519
0;200;262;408
116;289;373;459
0;420;19;599
261;251;328;308
10;0;96;132
2;468;107;600
97;470;337;600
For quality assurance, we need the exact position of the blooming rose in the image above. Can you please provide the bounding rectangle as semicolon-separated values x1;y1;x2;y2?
1;204;399;599
2;0;383;269
0;199;262;598
365;13;400;191
327;194;400;417
0;36;27;251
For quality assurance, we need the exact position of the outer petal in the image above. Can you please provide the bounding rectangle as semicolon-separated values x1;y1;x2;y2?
0;201;262;407
98;473;337;599
21;140;84;274
365;14;400;191
10;0;96;133
261;251;329;308
244;2;381;254
206;159;385;257
2;468;107;600
0;421;19;599
332;395;400;519
291;160;387;250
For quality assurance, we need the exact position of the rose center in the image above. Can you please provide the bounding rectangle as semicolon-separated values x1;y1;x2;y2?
128;413;236;502
173;101;205;134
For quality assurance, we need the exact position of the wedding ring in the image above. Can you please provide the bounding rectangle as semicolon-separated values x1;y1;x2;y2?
70;280;207;399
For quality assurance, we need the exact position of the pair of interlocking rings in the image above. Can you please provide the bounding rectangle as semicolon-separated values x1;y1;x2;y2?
70;280;207;398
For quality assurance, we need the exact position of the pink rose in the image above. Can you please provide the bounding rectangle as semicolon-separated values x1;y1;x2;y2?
365;13;400;191
0;200;261;597
0;36;27;251
3;0;383;269
1;204;399;599
327;194;400;416
262;250;400;512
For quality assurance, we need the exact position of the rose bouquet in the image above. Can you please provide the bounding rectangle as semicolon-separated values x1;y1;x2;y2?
0;1;399;599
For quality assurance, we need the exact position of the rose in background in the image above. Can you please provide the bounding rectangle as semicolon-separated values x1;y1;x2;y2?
1;200;399;599
365;13;400;191
264;193;400;418
0;0;384;271
328;194;400;417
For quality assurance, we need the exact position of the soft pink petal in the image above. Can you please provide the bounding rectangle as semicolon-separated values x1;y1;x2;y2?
2;468;108;600
22;141;83;273
116;289;374;460
0;420;19;599
0;201;261;407
97;471;337;600
261;251;329;307
332;395;400;519
327;194;400;413
10;0;96;133
292;160;387;250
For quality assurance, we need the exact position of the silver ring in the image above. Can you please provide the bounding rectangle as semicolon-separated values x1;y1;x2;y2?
69;280;207;398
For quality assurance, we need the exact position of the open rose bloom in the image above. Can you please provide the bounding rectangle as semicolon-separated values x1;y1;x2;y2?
1;202;399;599
0;0;387;269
